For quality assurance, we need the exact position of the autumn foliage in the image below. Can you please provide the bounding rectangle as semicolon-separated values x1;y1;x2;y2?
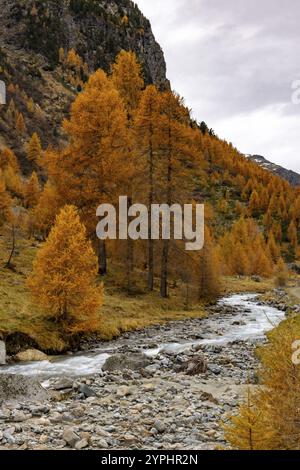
27;205;103;335
1;49;298;310
225;318;300;449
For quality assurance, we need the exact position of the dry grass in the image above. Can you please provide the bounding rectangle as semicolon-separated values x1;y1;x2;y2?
99;288;206;340
222;276;274;295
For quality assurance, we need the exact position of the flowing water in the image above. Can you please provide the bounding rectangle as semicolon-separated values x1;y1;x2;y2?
0;294;285;377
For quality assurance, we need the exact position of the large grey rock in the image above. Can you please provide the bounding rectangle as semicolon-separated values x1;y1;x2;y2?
0;341;6;365
0;374;48;401
103;353;151;372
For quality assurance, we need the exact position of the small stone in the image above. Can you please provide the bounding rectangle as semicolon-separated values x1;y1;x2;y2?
116;386;133;397
142;383;156;392
123;433;136;443
94;438;109;449
79;384;97;398
75;438;89;450
207;365;222;375
154;420;166;433
12;411;29;422
51;378;74;391
3;431;15;444
62;427;80;448
39;435;49;444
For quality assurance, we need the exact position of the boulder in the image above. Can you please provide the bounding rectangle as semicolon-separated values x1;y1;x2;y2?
0;340;6;365
14;349;48;363
0;374;48;401
102;353;151;372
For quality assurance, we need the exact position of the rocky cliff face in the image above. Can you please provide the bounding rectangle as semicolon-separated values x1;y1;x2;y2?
0;0;168;170
1;0;167;85
247;155;300;187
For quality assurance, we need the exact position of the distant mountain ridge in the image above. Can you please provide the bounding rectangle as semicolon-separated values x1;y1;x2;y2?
246;155;300;186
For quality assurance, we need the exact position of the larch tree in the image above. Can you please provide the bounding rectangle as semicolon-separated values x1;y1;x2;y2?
29;181;62;239
111;50;145;291
267;232;281;263
27;205;103;335
224;389;272;450
111;50;145;116
198;227;222;301
249;189;260;216
54;69;130;275
275;257;289;287
16;112;26;135
226;319;300;449
0;178;12;227
157;90;201;298
26;132;43;166
287;220;298;254
0;147;20;173
134;85;161;291
24;172;41;209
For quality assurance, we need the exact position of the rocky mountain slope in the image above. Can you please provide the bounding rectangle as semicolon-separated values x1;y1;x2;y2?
246;154;300;187
0;0;168;172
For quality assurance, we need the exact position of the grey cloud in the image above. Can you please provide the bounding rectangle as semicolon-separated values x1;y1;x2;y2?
136;0;300;172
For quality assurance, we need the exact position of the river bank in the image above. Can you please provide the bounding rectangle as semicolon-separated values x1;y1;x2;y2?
0;294;287;450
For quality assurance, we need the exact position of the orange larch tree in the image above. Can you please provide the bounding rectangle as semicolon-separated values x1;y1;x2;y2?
27;205;103;335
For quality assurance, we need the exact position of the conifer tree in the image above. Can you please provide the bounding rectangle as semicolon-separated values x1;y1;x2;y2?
287;220;298;253
27;205;103;334
134;85;161;290
16;112;26;135
111;50;144;115
0;178;12;227
29;182;62;239
249;189;260;216
3;165;24;199
0;147;20;173
26;133;43;165
158;90;200;297
24;172;41;208
267;232;281;263
198;228;222;301
55;69;129;275
275;257;289;287
224;389;272;450
111;51;145;290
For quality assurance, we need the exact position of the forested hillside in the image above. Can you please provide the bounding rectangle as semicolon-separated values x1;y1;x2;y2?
0;0;299;349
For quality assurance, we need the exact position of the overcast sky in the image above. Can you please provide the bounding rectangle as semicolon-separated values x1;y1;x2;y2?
135;0;300;173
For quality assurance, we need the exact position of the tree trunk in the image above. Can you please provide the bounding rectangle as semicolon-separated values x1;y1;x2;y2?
148;137;154;291
98;239;107;276
5;224;16;269
160;239;169;298
160;121;172;297
126;197;134;293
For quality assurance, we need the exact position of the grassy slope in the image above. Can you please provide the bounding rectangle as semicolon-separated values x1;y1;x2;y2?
0;232;275;353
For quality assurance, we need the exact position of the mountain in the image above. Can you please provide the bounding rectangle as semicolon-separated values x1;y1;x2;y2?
246;155;300;187
0;0;168;171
